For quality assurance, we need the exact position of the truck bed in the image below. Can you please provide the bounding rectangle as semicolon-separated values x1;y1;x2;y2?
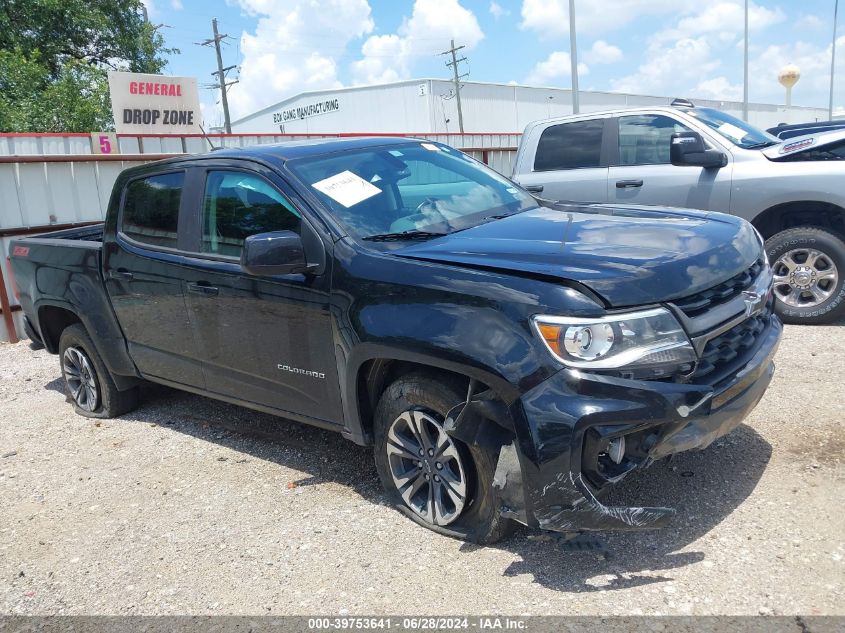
10;223;108;348
21;222;105;244
9;221;140;384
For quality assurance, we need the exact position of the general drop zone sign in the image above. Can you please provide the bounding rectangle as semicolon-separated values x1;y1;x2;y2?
108;71;202;134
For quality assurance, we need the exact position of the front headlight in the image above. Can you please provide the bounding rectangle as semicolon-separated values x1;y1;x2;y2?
532;307;696;377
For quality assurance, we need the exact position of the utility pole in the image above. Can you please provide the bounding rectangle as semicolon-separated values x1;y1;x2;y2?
569;0;580;114
441;39;468;133
743;0;749;121
830;0;839;120
200;18;238;133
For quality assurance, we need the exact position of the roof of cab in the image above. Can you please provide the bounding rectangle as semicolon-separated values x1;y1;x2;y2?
122;136;430;179
196;136;417;162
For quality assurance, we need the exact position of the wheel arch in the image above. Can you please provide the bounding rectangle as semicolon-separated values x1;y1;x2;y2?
37;303;82;354
343;345;519;446
35;300;140;391
750;201;845;241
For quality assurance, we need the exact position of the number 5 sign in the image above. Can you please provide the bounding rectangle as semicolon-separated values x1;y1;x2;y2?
90;132;119;155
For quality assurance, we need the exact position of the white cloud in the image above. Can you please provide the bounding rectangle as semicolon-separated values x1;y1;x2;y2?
227;0;374;120
795;14;826;30
692;76;743;101
608;2;793;102
653;1;784;45
525;51;589;85
351;34;406;84
584;39;623;64
748;35;845;104
489;1;509;20
171;0;183;10
611;36;718;94
520;0;699;38
351;0;484;85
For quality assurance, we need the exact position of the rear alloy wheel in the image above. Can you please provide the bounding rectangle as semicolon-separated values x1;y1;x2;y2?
58;324;139;418
766;227;845;324
63;346;100;412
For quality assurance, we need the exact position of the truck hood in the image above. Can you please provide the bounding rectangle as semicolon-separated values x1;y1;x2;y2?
763;129;845;160
394;203;761;307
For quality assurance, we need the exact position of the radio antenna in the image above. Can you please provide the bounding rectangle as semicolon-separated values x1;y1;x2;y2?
198;123;220;151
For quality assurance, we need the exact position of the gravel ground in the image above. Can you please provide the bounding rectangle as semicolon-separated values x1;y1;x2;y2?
1;323;843;616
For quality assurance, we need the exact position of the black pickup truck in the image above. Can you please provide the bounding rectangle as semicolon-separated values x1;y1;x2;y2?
10;138;781;543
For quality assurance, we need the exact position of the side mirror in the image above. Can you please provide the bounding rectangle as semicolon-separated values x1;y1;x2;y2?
670;131;727;168
240;231;312;276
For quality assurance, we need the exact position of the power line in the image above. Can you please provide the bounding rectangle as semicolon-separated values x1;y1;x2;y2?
440;39;469;133
199;18;239;133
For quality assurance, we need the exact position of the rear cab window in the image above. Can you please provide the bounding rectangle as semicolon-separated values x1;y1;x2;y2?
533;119;604;171
121;172;184;248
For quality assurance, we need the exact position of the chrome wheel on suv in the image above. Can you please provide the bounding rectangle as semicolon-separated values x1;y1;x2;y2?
772;248;839;309
385;409;468;527
62;346;100;412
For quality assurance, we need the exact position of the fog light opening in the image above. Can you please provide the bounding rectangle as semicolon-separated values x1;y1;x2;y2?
607;436;626;464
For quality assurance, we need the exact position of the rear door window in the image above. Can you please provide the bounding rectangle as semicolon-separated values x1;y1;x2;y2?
121;172;184;248
533;119;604;171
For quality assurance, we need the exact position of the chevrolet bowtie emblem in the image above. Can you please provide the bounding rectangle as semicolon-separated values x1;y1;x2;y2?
742;290;765;317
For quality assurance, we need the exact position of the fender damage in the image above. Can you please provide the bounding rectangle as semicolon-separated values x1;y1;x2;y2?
445;316;780;534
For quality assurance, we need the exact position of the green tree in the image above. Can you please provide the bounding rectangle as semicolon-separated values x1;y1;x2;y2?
0;0;176;132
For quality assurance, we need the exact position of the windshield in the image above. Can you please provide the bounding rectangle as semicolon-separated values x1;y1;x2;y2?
682;107;780;149
288;142;538;239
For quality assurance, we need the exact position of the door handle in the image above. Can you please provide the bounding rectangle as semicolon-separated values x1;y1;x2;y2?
616;179;644;188
108;269;134;280
187;282;219;296
524;184;544;193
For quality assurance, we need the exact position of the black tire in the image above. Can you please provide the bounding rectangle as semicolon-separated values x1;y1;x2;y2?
373;372;515;544
766;227;845;325
58;324;139;418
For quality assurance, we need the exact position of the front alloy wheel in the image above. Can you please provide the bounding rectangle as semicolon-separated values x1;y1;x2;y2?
765;227;845;324
772;248;839;309
373;372;516;543
62;346;100;412
386;410;468;527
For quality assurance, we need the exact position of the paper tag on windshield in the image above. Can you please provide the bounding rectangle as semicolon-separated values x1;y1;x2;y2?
311;170;381;207
717;122;748;141
420;143;440;151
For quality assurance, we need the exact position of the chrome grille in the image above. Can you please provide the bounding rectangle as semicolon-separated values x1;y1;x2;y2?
675;258;765;317
691;302;772;386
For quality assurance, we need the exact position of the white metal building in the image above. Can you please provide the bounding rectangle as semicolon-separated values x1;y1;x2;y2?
230;79;830;135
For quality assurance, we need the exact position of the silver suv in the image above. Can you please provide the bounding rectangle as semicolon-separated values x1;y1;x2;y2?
512;103;845;324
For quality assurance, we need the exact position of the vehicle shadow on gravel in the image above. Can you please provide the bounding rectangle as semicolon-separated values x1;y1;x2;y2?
58;379;771;595
124;382;383;496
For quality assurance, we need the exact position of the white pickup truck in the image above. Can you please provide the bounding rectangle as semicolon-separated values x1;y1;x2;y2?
512;101;845;324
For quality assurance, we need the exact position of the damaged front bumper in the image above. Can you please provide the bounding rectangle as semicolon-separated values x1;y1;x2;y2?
491;314;782;533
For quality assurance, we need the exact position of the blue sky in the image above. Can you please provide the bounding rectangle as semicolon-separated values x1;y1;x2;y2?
142;1;844;126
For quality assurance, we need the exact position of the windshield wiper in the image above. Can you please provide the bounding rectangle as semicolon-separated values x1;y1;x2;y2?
744;141;778;149
362;230;448;242
476;208;529;224
482;212;515;221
